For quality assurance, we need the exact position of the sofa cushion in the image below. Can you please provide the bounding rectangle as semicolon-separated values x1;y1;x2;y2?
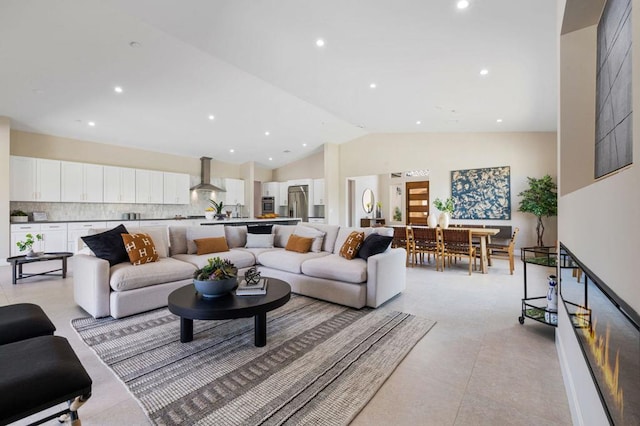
140;226;169;258
258;248;329;274
273;225;296;248
293;225;325;252
245;233;274;248
81;224;130;266
339;231;365;260
186;225;225;254
301;254;367;284
109;257;196;292
194;236;229;255
173;248;256;270
358;234;393;259
224;225;247;248
298;223;340;253
285;234;313;253
121;233;159;265
168;226;188;255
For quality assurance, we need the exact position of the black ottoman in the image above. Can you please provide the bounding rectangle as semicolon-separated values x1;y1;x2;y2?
0;303;56;345
0;335;92;425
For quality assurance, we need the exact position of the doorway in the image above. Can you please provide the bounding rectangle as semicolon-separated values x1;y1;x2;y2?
406;181;429;225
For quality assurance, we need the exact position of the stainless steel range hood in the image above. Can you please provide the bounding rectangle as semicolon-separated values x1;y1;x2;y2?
190;156;226;192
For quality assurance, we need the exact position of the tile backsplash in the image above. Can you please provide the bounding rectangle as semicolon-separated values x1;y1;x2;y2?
9;193;246;221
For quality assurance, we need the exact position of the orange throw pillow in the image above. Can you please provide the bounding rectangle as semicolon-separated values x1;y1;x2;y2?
285;234;314;253
194;237;229;255
121;233;159;265
339;231;365;260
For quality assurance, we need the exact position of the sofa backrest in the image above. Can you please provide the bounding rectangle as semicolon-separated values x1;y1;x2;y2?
296;222;340;253
168;225;249;255
272;225;296;248
333;226;394;254
86;225;170;258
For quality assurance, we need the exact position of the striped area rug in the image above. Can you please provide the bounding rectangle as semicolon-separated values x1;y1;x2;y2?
72;295;435;425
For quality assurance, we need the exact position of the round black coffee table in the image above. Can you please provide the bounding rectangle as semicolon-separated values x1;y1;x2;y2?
168;278;291;347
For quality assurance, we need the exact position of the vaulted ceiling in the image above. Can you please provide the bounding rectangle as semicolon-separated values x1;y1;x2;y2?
0;0;558;168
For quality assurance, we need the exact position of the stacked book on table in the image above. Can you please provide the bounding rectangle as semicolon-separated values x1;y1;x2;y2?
236;278;268;296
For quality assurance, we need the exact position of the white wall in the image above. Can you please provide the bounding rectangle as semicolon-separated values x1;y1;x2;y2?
0;118;10;261
558;0;640;423
338;132;557;247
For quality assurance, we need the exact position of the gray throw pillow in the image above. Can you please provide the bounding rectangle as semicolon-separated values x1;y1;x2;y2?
245;233;275;248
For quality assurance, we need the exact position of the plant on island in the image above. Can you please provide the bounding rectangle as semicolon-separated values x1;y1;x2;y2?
194;257;237;281
209;200;225;215
16;233;42;253
518;175;557;247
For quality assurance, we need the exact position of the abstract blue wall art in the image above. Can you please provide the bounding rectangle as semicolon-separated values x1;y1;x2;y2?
451;166;511;220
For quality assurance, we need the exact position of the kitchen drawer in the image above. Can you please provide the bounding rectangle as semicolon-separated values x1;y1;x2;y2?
11;223;41;232
40;223;68;231
68;221;107;230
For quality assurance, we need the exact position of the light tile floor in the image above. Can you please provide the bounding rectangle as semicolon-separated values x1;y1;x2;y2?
0;256;572;425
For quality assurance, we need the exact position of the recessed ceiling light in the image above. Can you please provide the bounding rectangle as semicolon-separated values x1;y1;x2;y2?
480;69;489;76
269;157;273;161
114;86;123;93
265;131;270;136
129;41;141;48
457;0;470;9
208;115;215;120
316;38;325;47
369;83;377;89
229;149;234;153
88;121;96;127
416;120;422;125
496;118;503;123
302;143;307;147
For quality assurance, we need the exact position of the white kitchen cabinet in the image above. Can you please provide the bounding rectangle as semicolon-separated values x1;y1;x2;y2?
223;178;245;206
135;169;164;204
313;179;325;205
10;156;61;202
104;166;136;203
163;172;190;204
279;182;289;206
40;223;68;252
262;182;278;197
67;222;107;252
61;161;104;203
10;224;43;256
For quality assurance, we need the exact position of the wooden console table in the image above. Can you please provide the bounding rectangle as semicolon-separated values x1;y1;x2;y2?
360;218;386;227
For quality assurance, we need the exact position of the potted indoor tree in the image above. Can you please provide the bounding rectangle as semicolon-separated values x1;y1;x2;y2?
434;197;454;228
193;257;238;298
16;233;43;257
518;175;557;247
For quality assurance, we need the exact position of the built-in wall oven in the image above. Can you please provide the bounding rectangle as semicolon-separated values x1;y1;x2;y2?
261;196;275;215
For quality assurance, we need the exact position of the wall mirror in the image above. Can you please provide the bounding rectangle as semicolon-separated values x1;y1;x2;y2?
362;188;374;214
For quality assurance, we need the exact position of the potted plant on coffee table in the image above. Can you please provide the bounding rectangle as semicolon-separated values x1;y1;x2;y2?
193;257;238;298
16;233;43;257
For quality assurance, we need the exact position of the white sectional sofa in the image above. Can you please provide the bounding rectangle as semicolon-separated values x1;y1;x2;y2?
73;223;406;319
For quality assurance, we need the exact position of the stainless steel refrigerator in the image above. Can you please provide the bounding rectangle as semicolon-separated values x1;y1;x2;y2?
288;185;309;222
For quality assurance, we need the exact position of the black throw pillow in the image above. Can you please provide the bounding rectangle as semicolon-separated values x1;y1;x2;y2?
358;234;393;260
247;224;273;234
81;224;130;266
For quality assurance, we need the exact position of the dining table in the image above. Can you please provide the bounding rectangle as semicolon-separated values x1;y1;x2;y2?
453;227;500;273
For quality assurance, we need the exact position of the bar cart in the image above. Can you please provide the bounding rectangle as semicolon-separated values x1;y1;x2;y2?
519;246;590;328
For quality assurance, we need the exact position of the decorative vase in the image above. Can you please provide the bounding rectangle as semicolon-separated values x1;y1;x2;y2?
194;277;238;299
427;214;438;228
438;212;450;229
545;275;558;324
376;208;381;219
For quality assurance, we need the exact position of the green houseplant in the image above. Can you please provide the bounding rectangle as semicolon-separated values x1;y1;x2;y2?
16;233;43;256
518;175;557;247
10;210;28;223
193;257;238;298
209;200;225;220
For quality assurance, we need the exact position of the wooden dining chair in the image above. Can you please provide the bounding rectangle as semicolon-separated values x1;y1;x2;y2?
392;225;407;249
486;227;519;274
441;228;477;275
405;226;416;266
413;226;440;268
